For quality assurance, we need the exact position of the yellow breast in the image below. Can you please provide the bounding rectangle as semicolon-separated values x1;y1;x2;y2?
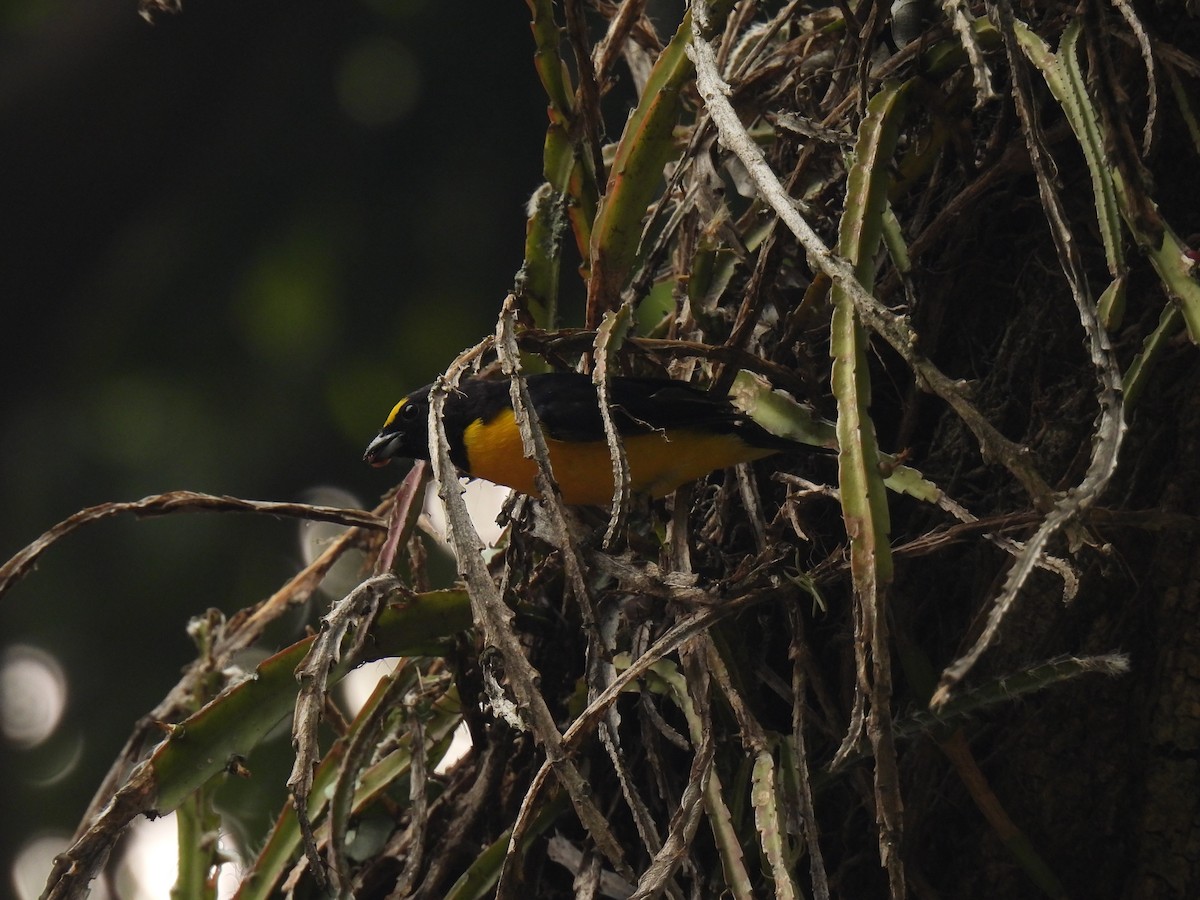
461;408;777;505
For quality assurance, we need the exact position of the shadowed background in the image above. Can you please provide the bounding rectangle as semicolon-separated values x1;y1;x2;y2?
0;0;544;893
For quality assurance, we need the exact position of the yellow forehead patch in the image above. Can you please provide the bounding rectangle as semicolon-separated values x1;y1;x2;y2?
383;397;411;428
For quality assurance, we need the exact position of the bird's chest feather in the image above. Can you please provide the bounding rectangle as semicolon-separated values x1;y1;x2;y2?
460;408;775;505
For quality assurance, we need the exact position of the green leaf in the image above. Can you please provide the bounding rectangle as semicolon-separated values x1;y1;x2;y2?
151;590;471;814
831;81;909;591
586;13;697;314
1017;17;1200;346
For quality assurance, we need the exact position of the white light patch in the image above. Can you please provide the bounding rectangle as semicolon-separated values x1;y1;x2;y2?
117;814;240;900
12;834;110;900
422;478;510;550
297;485;368;599
338;657;401;717
1;644;67;749
435;721;473;774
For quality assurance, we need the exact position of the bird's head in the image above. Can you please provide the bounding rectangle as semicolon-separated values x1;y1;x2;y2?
363;385;433;467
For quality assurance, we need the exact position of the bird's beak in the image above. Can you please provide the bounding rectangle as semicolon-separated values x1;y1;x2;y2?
363;431;401;468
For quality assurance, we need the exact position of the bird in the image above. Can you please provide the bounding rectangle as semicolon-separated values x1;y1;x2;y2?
364;372;802;506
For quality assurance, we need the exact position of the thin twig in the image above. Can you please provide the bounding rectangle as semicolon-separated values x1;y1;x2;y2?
288;574;401;889
933;1;1127;706
0;491;385;602
685;1;1055;508
425;330;636;895
1108;0;1157;155
940;0;999;105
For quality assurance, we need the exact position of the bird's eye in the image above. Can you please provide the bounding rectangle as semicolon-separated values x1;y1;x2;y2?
400;403;421;422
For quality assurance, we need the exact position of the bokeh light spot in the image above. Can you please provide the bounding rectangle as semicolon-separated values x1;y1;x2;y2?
297;485;367;599
232;222;341;364
25;730;86;787
1;644;67;749
88;375;207;470
12;834;110;900
336;36;421;128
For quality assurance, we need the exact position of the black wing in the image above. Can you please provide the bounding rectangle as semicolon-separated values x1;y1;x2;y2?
525;373;792;450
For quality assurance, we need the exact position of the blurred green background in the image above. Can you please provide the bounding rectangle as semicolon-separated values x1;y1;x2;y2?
0;0;545;891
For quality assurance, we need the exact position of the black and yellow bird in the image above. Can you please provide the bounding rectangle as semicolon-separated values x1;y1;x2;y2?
364;372;803;506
